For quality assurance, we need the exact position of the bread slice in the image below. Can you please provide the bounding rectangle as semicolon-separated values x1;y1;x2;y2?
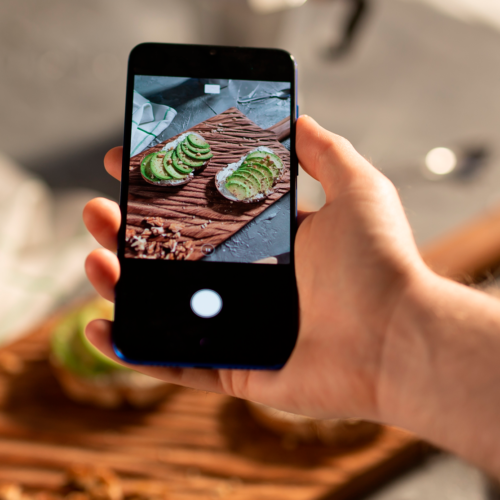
247;401;381;447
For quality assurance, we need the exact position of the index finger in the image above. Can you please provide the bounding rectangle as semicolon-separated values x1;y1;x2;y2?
104;146;123;181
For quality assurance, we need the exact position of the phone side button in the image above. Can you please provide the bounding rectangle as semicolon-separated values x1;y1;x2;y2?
190;289;223;318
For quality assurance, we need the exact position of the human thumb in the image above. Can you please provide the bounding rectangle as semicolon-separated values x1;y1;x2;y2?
296;115;379;202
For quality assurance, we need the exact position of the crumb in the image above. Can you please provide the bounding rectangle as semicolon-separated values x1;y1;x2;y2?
150;226;165;236
146;242;156;255
64;466;122;500
169;222;184;233
145;217;165;227
0;484;21;500
131;237;147;252
125;229;136;242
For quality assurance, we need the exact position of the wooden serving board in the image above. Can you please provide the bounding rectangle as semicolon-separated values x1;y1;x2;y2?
126;108;291;261
0;309;428;500
420;203;500;283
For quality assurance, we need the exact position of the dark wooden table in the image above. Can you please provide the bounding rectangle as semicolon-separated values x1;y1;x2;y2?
0;309;426;499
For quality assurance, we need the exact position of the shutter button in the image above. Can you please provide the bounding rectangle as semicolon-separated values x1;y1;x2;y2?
190;289;223;318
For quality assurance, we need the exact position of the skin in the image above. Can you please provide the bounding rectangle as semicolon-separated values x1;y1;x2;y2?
84;116;500;477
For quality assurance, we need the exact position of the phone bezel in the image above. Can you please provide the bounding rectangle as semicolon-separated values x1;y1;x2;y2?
113;43;298;369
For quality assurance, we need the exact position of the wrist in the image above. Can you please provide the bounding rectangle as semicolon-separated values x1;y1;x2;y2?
375;266;439;427
377;267;500;475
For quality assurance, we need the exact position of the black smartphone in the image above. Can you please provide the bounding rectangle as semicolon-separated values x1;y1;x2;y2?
113;43;298;369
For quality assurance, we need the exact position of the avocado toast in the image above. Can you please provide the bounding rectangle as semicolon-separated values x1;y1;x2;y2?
50;298;171;408
140;132;213;187
215;147;285;203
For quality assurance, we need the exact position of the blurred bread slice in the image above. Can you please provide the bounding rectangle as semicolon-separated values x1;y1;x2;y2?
247;401;381;447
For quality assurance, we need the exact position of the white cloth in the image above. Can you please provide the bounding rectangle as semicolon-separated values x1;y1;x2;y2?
130;91;177;157
0;152;100;346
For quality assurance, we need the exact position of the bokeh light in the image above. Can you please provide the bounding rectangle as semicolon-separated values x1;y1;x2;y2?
425;147;457;176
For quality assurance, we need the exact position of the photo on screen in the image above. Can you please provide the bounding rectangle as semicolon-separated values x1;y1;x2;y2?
125;76;291;264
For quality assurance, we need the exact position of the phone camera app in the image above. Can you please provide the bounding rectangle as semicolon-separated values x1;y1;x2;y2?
127;76;291;264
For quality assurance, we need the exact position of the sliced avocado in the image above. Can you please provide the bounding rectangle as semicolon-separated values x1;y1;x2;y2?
51;300;127;378
187;134;209;149
245;151;267;159
171;151;194;174
242;159;278;178
232;168;261;190
74;301;125;374
186;142;210;155
140;153;159;182
225;179;252;200
241;160;268;172
246;151;279;163
239;166;267;190
150;152;173;180
263;160;281;178
163;153;188;179
51;312;83;373
241;163;273;190
246;151;283;177
176;143;205;168
181;141;213;161
247;164;273;189
227;172;261;194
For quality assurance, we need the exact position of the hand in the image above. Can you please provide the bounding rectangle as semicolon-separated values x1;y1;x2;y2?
83;116;426;421
85;117;500;476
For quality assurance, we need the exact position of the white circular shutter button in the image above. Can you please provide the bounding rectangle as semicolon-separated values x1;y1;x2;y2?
190;289;223;318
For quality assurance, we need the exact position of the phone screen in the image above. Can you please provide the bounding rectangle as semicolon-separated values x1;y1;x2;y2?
113;44;298;369
125;77;292;265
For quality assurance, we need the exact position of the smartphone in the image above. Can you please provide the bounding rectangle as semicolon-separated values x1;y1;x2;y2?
113;43;298;369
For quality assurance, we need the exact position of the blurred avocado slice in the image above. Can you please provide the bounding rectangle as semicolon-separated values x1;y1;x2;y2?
51;299;128;378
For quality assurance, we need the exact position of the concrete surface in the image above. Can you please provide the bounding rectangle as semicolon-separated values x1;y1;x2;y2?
1;0;500;243
364;453;487;500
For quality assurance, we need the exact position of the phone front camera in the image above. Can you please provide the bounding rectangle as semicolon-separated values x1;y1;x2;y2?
210;49;217;56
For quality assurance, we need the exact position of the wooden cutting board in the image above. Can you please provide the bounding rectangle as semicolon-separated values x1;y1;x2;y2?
126;107;291;261
0;307;428;499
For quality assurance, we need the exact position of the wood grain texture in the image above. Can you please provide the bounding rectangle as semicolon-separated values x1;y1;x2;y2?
126;108;291;261
420;203;500;282
0;307;428;499
267;116;291;142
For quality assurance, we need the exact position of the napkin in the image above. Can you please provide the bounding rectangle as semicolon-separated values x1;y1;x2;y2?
131;91;177;157
0;152;100;345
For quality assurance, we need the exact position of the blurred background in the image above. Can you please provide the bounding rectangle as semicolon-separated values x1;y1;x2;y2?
1;0;500;497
